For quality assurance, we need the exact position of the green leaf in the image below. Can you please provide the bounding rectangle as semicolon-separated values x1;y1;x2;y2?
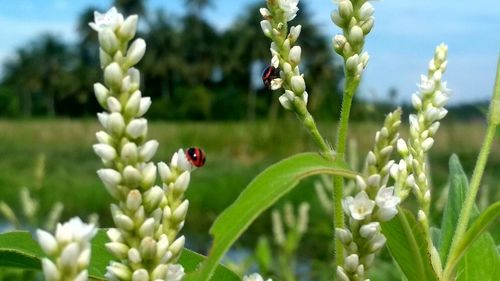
454;201;500;281
381;208;439;281
439;154;469;264
186;152;356;281
0;230;239;280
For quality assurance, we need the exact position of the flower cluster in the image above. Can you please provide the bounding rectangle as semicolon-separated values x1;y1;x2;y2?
90;7;191;280
260;0;307;111
37;217;97;281
331;0;374;80
391;44;449;213
337;109;402;280
260;0;331;156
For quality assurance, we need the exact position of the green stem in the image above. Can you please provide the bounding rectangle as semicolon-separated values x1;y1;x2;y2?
442;57;500;280
333;75;358;267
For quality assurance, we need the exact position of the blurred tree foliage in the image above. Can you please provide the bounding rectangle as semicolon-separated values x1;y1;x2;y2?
0;0;345;120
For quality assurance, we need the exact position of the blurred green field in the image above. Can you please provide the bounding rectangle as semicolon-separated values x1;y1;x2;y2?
0;118;499;279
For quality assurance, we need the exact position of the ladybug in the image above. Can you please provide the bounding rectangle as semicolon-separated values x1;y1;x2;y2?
262;65;280;88
185;147;206;168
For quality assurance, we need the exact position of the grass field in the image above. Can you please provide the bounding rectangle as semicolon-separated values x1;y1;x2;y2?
0;118;499;278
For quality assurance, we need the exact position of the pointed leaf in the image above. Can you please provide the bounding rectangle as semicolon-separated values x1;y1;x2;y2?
381;208;439;281
439;154;468;264
186;152;356;280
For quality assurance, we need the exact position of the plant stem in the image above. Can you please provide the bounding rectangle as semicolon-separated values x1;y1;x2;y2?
442;56;500;280
333;75;358;267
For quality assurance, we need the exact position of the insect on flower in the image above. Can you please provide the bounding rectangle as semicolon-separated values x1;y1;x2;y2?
185;147;206;167
262;65;280;89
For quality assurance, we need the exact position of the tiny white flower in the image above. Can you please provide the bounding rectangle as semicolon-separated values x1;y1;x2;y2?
375;186;400;221
346;191;375;220
278;0;299;22
270;78;283;90
166;264;185;281
89;7;124;32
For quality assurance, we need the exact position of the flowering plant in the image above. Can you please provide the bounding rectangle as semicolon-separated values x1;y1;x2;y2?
0;1;498;281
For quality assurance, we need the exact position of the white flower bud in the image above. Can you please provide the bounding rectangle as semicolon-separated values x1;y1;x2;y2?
348;25;364;45
335;228;352;245
107;261;132;280
114;214;134;231
128;67;141;86
94;83;109;106
412;93;422;110
355;175;367;190
121;142;138;164
126;118;147;139
60;243;79;270
422;137;435;152
125;90;142;116
37;230;58;255
128;248;142;264
106;228;123;243
169;236;185;256
331;10;344;27
157;162;172;182
108;112;125;136
366;174;381;187
338;0;354;18
143;185;164;210
359;2;375;21
344;254;359;273
366;151;377;165
139;140;158;162
97;169;121;189
98;29;119;54
279;93;293;110
260;20;272;37
166;264;185;281
360;222;380;238
270;78;283;90
126;190;142;211
173;200;189;222
291;75;306;94
93;144;117;162
397;139;408;155
137;97;151;117
369;234;386;252
104;62;123;90
259;8;271;18
132;269;149;281
97;112;109;129
106;242;129;259
346;54;360;74
174;171;191;193
126;38;146;66
289;46;301;65
360;17;375;34
138;218;155;238
336;266;350;281
42;258;61;281
289;25;302;43
119;15;138;41
123;165;142;187
141;163;157;189
333;34;347;54
139;237;157;260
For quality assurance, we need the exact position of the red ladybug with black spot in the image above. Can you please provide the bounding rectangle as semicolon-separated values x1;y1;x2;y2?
185;147;206;168
262;65;280;89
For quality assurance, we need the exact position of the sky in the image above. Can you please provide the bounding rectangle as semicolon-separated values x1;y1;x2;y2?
0;0;499;104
